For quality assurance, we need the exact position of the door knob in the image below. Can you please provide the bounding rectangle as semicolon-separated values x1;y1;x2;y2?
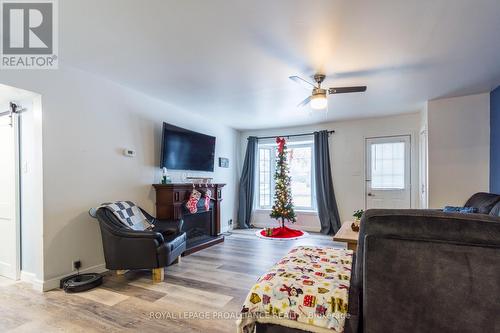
367;193;374;197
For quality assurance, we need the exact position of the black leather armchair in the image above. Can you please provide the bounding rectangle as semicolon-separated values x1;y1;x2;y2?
93;206;186;282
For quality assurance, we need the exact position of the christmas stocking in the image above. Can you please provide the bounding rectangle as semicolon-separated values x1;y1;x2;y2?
186;189;201;214
203;189;212;211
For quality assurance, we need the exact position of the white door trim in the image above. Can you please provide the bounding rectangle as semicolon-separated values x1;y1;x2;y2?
419;129;428;209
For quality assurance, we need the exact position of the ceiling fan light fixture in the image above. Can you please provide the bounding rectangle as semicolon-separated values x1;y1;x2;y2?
310;93;328;110
290;73;366;110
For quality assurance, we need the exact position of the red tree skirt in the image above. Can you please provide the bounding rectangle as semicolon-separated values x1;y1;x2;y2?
259;226;304;239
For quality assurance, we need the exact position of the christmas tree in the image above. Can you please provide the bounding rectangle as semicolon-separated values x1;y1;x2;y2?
270;137;297;228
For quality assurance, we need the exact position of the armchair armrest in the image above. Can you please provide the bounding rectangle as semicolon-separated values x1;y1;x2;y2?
153;218;184;235
115;228;165;243
139;208;184;234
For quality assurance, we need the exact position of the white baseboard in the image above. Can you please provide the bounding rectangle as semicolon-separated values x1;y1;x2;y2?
0;261;15;280
42;263;108;291
20;271;44;292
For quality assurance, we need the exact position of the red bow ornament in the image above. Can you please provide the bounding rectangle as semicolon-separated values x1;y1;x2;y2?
276;137;286;153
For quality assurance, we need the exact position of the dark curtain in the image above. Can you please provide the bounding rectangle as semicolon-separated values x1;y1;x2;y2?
314;130;341;234
237;136;258;229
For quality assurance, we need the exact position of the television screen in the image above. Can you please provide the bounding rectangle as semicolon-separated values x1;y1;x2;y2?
160;123;216;172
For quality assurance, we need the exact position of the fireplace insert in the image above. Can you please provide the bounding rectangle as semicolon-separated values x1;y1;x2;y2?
181;200;220;253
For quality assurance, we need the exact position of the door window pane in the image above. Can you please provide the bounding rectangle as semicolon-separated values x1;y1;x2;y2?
371;142;405;189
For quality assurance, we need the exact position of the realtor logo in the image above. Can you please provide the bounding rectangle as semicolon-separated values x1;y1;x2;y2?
1;0;58;69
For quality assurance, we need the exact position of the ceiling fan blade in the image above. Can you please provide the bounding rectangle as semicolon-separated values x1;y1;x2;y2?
297;96;311;107
289;76;317;90
328;86;367;94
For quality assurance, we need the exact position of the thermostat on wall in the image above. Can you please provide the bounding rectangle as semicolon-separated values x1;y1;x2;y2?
123;148;136;157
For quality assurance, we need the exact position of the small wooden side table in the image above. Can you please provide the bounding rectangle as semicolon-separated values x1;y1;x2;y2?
333;222;360;252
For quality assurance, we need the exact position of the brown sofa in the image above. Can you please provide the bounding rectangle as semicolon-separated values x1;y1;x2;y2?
346;192;500;333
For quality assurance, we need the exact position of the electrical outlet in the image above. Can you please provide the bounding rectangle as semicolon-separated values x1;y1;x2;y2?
228;219;233;226
72;260;81;271
123;148;136;157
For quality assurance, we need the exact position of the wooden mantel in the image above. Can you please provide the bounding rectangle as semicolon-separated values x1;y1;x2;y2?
152;183;226;237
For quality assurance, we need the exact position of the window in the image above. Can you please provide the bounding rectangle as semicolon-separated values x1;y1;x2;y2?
257;140;315;210
370;141;405;189
259;148;272;207
289;146;313;207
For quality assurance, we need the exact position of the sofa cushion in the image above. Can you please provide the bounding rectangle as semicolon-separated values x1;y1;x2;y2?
464;192;500;214
490;201;500;217
443;206;478;214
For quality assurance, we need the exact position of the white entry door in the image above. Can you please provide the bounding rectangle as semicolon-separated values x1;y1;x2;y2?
0;112;20;279
365;136;411;209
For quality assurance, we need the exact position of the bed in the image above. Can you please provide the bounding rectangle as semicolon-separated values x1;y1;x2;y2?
237;246;354;333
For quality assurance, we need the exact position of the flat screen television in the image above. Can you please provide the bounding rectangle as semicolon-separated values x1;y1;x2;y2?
160;122;216;172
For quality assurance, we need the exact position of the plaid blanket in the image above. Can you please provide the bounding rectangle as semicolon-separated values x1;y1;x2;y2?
100;201;154;231
237;246;353;333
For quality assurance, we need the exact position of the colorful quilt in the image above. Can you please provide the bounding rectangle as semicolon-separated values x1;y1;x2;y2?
237;246;353;333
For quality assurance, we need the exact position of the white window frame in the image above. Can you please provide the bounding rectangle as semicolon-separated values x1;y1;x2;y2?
258;147;272;209
256;140;316;212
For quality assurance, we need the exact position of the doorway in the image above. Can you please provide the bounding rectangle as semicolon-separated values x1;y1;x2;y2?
365;135;411;209
0;103;21;280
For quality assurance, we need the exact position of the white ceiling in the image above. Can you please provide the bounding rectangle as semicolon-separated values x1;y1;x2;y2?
0;84;38;106
60;0;500;130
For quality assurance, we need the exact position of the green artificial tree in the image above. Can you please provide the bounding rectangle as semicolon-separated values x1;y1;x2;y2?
270;137;297;228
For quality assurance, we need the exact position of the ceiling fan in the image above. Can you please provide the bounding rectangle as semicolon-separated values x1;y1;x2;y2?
289;73;367;110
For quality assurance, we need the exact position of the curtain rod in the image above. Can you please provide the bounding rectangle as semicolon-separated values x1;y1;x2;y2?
253;130;335;140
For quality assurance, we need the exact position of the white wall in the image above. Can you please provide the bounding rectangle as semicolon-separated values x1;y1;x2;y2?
0;66;240;290
427;93;490;208
241;113;421;231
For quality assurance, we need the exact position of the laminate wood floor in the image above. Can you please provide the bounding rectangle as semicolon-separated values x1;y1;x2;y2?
0;229;343;333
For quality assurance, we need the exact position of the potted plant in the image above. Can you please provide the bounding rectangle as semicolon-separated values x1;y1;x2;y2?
351;209;364;232
353;209;364;223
